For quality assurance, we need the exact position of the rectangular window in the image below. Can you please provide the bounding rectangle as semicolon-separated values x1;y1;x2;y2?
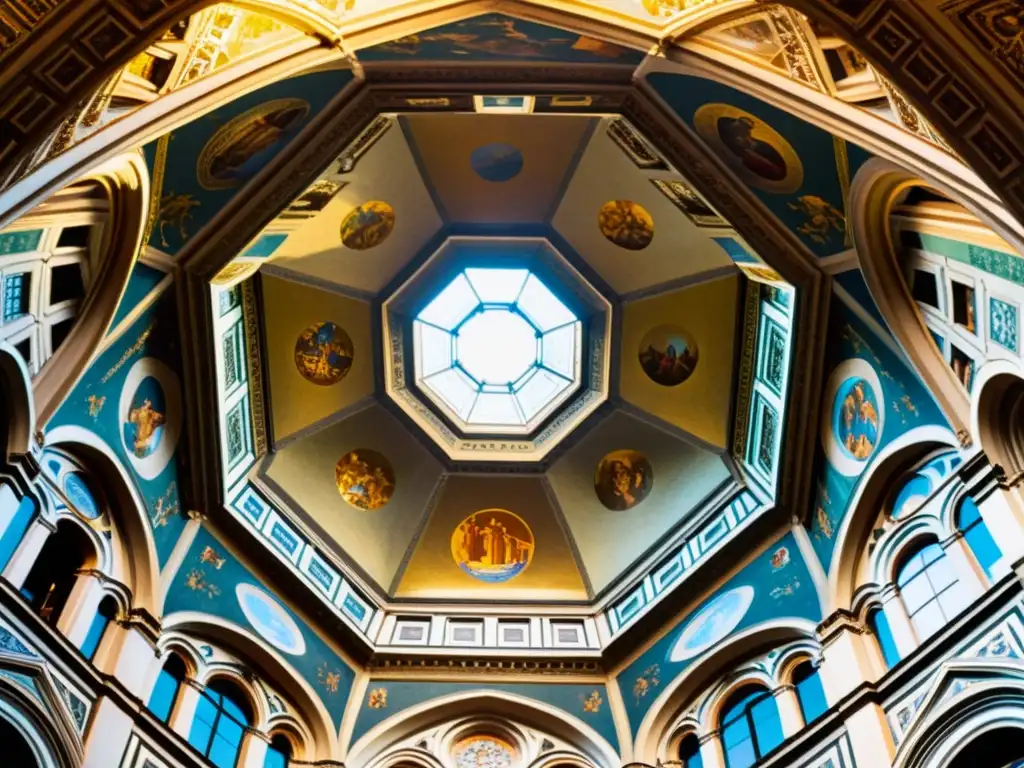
911;269;940;308
3;273;30;322
50;317;75;352
950;345;974;390
13;338;31;369
79;611;109;660
148;667;180;723
56;225;91;249
219;286;241;317
49;263;85;304
951;280;976;332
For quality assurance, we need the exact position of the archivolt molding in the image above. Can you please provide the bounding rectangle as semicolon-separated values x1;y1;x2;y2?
971;360;1024;484
0;674;81;768
0;342;35;460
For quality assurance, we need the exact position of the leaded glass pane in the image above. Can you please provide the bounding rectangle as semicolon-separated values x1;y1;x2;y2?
415;320;454;378
465;268;528;303
517;274;574;331
418;274;477;330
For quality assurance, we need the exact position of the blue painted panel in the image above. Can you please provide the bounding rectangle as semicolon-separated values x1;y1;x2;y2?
110;262;166;331
0;493;35;572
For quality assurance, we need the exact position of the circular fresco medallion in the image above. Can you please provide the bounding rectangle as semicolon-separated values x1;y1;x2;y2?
594;450;654;511
197;98;311;190
340;201;395;250
820;359;885;477
63;472;101;520
693;104;804;195
453;736;515;768
294;321;354;385
668;585;755;662
335;449;395;510
598;200;654;250
638;325;699;387
119;357;182;481
451;509;534;583
235;583;306;656
470;143;524;182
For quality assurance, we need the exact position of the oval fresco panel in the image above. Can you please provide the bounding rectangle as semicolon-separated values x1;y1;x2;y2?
119;358;182;481
638;325;699;387
335;449;395;510
235;583;306;656
594;450;653;511
197;98;311;190
470;143;524;182
693;104;804;195
820;359;885;477
294;321;354;385
598;200;653;250
668;585;756;662
340;201;395;250
64;472;101;519
451;508;534;583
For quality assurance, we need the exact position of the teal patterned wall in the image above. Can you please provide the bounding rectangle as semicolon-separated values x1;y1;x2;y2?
646;72;864;259
616;531;820;735
164;526;356;727
47;287;188;566
350;679;618;750
807;299;949;573
143;67;354;256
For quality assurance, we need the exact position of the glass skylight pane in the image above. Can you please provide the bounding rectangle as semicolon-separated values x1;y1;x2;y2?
417;274;478;330
424;369;477;419
517;274;575;332
468;393;523;425
415;320;454;378
516;369;570;421
465;268;529;303
541;322;579;379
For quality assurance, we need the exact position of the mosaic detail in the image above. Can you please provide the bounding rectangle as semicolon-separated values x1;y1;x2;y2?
197;98;310;190
598;200;654;250
638;325;698;387
453;736;515;768
651;179;725;227
989;296;1019;351
968;244;1024;286
51;676;88;732
756;398;778;475
282;179;346;219
335;449;395;510
294;321;354;385
693;104;804;194
762;322;787;394
608;118;665;169
340;201;395;250
595;450;653;511
451;509;534;583
0;626;34;657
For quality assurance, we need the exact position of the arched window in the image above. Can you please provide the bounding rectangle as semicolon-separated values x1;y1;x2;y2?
188;678;252;768
896;540;968;642
957;498;1001;579
948;727;1024;768
19;520;93;626
719;685;784;768
0;715;39;768
79;595;117;660
264;734;293;768
791;661;827;724
868;608;900;668
148;654;187;723
678;732;703;767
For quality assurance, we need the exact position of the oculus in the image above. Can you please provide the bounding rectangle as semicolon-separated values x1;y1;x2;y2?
638;325;699;387
340;201;395;250
820;359;885;476
598;199;654;250
197;98;310;190
119;358;182;481
668;585;755;662
235;583;306;656
470;143;524;181
453;736;516;768
595;450;653;511
451;509;534;583
693;104;803;194
413;268;581;434
335;449;395;510
294;321;354;385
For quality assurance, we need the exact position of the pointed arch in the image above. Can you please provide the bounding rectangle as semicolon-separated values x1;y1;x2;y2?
161;611;338;761
0;668;82;767
43;426;160;615
972;360;1024;482
346;690;620;768
826;425;960;613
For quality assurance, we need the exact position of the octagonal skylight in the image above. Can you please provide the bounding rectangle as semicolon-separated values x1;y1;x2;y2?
413;269;582;434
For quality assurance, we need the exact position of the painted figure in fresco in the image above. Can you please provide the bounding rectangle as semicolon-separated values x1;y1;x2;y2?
157;192;200;246
836;378;879;460
597;200;654;250
594;450;654;511
335;450;395;510
127;398;166;458
206;102;309;188
638;326;699;387
450;510;533;583
788;194;847;244
294;321;354;385
716;116;788;181
340;201;396;251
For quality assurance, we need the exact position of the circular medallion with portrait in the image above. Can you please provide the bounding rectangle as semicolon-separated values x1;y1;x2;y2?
594;450;654;511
